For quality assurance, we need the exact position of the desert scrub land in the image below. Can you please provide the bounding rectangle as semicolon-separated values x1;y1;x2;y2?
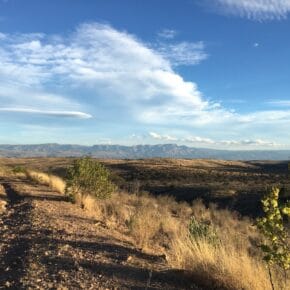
1;157;289;289
1;157;290;216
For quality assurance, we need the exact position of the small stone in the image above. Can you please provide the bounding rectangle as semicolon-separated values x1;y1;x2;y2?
127;255;133;262
5;281;11;287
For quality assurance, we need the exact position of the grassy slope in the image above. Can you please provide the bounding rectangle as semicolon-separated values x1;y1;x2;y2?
0;158;289;289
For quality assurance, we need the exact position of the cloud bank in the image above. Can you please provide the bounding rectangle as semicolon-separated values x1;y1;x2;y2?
0;22;289;146
0;23;209;124
149;132;280;148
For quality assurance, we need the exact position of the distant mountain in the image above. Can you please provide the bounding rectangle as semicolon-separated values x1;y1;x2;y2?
0;143;290;160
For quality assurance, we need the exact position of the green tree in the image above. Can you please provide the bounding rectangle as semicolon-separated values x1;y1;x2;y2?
65;157;116;201
256;187;290;290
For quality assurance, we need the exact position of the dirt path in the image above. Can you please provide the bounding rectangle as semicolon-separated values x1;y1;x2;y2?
0;176;198;290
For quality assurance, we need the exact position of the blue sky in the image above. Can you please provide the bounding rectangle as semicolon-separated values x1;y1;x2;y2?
0;0;290;149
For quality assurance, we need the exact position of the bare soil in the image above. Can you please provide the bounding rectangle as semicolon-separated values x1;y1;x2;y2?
0;175;198;289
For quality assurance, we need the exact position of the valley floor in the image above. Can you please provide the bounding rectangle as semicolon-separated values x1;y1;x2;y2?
0;175;197;289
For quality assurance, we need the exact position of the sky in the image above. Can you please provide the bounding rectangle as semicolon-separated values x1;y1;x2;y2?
0;0;290;149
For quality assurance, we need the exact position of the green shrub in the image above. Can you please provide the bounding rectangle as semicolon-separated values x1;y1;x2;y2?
256;187;290;269
12;166;26;174
189;216;220;246
256;187;290;289
65;157;116;200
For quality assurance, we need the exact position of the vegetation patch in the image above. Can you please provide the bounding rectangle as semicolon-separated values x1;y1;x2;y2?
257;187;290;289
65;157;116;201
26;170;66;194
188;216;220;247
1;157;290;289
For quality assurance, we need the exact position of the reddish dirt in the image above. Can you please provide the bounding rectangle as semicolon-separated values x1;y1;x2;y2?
0;176;199;289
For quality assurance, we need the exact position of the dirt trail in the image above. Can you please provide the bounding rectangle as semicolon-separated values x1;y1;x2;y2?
0;176;197;290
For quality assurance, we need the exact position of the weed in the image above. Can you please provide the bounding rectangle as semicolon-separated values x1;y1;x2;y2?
188;216;220;246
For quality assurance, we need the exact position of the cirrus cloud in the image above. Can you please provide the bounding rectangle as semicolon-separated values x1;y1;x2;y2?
210;0;290;21
157;29;178;39
156;41;208;66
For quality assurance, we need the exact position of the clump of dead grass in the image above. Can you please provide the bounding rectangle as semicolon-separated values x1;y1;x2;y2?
168;231;273;290
80;191;165;250
0;184;7;213
26;170;66;194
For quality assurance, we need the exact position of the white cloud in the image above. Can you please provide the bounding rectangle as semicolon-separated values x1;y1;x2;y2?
149;132;178;141
0;23;209;121
184;136;215;144
266;100;290;107
235;110;290;123
0;108;92;119
0;22;290;145
0;85;74;107
148;132;280;147
212;0;290;20
157;41;208;66
157;29;178;39
221;139;279;147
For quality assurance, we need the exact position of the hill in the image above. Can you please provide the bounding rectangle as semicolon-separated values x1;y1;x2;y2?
1;159;289;289
1;143;290;160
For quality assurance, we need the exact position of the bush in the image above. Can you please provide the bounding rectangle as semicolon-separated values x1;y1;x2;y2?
12;165;26;174
189;216;220;246
256;187;290;289
65;157;116;200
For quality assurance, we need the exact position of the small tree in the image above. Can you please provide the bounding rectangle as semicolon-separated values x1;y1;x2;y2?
65;157;116;200
256;187;290;290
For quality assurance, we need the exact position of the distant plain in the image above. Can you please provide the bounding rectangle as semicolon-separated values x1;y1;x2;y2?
1;157;289;216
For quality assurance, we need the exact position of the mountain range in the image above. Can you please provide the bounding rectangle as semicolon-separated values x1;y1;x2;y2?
0;143;290;160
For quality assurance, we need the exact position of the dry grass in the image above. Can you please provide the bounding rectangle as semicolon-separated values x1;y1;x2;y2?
0;184;7;213
79;191;287;290
26;170;66;194
0;165;12;177
169;233;273;290
5;166;287;289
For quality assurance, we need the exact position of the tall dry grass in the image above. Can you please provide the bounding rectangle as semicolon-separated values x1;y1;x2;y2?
12;168;287;289
0;184;7;213
169;233;273;290
26;170;66;194
80;191;286;290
